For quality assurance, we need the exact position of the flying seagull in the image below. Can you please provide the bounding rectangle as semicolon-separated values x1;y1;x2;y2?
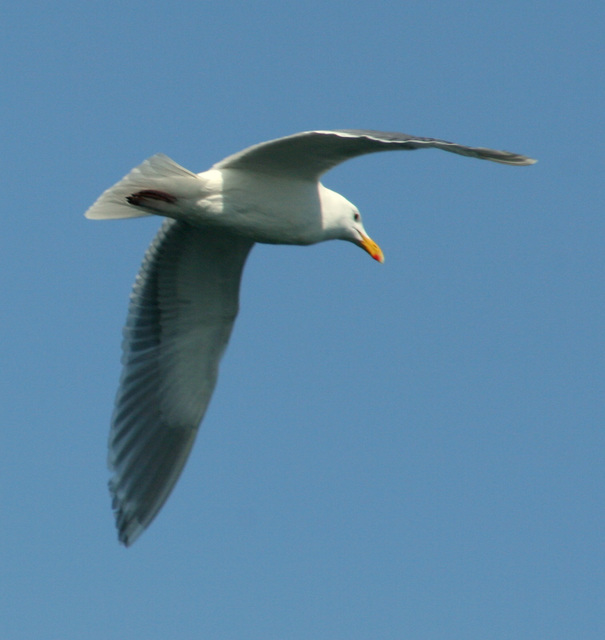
86;129;535;545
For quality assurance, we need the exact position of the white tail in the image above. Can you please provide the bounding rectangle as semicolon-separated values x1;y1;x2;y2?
85;154;203;220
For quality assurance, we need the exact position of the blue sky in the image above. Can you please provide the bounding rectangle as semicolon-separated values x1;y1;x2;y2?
1;1;603;638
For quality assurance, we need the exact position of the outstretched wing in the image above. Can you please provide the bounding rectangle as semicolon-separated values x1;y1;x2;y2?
213;129;536;180
109;219;254;546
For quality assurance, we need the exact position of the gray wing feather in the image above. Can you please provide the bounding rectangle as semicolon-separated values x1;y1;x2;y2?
213;129;536;179
109;219;253;545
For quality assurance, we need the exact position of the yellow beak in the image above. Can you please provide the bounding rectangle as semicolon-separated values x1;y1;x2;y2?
358;234;384;263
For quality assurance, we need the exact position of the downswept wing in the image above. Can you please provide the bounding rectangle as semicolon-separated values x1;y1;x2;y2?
109;219;254;545
213;129;536;180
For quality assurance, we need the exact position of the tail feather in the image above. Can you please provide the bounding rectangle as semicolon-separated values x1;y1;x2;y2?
85;154;202;220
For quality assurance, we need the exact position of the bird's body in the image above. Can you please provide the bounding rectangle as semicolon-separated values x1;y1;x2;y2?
87;129;535;545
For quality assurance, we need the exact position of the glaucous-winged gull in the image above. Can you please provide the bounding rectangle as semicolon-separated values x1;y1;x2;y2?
86;129;535;545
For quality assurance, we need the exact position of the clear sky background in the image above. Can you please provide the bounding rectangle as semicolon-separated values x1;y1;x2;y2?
1;2;603;639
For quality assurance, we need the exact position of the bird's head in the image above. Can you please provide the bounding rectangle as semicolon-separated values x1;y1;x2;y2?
319;185;384;263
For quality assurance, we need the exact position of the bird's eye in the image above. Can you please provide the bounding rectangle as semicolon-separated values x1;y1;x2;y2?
353;212;361;222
